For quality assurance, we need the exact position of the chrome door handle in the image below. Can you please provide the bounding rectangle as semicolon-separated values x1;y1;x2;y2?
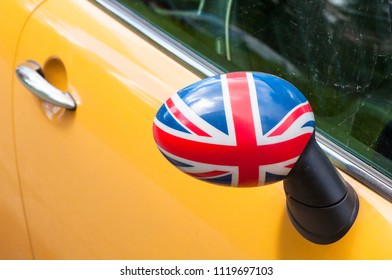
15;60;77;111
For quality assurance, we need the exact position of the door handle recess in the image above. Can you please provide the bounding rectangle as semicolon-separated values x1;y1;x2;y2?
16;60;76;111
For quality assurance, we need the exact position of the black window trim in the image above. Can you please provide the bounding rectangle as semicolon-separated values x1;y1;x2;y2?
92;0;392;202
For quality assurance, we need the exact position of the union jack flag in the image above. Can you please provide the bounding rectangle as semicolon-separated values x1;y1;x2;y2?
153;72;315;187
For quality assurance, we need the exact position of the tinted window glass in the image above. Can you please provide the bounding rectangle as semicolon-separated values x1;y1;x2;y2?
118;0;392;178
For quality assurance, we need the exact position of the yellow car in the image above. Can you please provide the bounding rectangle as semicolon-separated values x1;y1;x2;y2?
1;0;392;259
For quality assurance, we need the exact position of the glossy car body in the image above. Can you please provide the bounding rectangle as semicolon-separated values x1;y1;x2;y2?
1;0;392;259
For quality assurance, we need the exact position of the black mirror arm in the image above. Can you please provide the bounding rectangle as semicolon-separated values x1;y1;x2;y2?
283;133;359;244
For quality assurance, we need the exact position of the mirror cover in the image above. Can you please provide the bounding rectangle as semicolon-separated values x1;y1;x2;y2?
153;72;315;187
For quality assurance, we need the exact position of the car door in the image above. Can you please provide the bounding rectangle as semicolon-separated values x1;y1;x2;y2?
13;0;392;259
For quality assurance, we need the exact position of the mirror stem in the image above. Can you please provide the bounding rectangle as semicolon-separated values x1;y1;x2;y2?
284;133;359;244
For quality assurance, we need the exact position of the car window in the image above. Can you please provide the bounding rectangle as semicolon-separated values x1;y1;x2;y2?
117;0;392;179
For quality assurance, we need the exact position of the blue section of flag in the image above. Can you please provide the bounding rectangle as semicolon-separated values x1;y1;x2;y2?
253;73;307;134
302;120;315;128
162;153;193;168
265;173;286;184
178;76;229;135
202;174;232;185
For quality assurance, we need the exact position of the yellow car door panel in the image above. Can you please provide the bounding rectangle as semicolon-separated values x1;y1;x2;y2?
11;0;392;259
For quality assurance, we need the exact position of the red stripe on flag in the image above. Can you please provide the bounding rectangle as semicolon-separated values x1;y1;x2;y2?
154;122;311;166
268;103;313;136
285;163;296;169
226;72;259;186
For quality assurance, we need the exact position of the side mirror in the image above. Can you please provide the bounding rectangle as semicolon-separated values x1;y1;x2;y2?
153;72;359;244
